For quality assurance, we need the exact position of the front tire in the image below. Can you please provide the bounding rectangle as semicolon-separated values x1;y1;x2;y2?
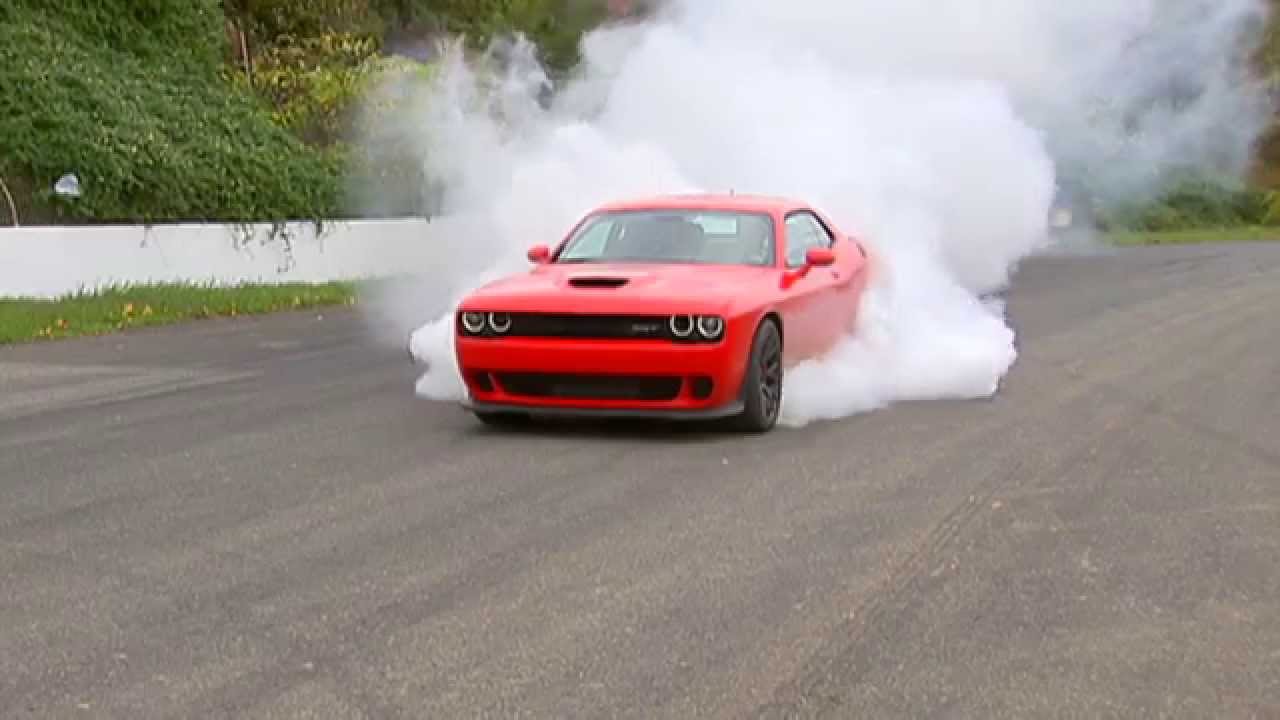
731;319;783;433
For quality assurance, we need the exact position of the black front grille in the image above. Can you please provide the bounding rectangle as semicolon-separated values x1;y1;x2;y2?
506;314;672;340
496;373;682;401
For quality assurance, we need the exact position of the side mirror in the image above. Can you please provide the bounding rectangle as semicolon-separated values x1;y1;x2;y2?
527;244;552;264
806;247;836;267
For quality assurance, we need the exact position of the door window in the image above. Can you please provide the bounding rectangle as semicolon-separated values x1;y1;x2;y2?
784;212;834;267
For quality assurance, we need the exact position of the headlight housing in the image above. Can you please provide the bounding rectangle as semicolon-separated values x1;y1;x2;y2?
458;310;513;336
488;312;512;334
670;314;725;342
669;314;695;338
695;315;725;340
460;311;486;334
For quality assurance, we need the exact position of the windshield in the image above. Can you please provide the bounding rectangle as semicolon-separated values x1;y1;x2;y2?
555;209;776;266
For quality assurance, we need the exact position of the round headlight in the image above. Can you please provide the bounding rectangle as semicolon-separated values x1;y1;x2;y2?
696;315;725;340
461;311;486;334
669;314;695;338
488;312;512;334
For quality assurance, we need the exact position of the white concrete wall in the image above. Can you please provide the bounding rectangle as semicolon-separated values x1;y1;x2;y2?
0;219;438;298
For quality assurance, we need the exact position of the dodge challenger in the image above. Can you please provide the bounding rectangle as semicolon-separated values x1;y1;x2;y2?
451;193;870;432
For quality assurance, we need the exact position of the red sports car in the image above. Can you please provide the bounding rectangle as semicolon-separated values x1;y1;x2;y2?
452;193;871;432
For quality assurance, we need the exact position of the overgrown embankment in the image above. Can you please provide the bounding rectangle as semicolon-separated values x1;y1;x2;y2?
0;0;1276;233
0;0;610;226
0;1;346;224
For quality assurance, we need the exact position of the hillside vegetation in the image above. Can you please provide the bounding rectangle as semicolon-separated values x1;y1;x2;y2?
0;0;608;225
0;0;1276;230
1252;0;1280;187
0;1;343;224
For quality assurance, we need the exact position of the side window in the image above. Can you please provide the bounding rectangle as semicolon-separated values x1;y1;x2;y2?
784;212;834;267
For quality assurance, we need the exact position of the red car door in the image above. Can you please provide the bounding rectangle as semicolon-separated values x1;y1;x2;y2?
775;209;846;364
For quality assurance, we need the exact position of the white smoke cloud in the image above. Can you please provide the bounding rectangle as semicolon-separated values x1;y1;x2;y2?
367;0;1270;427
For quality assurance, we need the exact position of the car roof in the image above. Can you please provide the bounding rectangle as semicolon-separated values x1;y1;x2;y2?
593;192;808;215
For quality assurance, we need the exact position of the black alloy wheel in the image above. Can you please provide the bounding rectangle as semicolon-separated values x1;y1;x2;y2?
732;319;783;432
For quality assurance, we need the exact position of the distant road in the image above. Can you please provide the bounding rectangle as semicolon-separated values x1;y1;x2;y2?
1;242;1277;718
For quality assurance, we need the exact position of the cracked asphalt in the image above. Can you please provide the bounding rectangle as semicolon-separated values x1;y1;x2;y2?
1;242;1278;718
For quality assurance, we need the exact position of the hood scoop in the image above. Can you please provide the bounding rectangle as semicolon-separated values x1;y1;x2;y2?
568;276;630;289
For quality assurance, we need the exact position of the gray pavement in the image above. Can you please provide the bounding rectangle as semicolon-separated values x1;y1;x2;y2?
1;242;1278;718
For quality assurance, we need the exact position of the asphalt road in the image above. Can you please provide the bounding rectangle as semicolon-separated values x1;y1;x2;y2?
2;242;1278;719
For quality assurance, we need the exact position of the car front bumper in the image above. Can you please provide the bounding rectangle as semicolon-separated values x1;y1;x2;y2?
454;334;751;417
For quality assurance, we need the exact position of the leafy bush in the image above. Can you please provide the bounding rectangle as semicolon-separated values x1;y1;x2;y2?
369;0;609;71
6;0;225;71
223;0;383;43
0;0;344;223
1266;188;1280;224
225;0;607;73
1097;177;1277;231
341;61;445;217
1250;0;1280;186
225;31;385;145
0;0;615;225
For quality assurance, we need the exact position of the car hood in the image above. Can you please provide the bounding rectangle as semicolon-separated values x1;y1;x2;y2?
460;263;775;315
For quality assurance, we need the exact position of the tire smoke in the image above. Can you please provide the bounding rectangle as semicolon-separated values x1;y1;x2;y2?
367;0;1270;426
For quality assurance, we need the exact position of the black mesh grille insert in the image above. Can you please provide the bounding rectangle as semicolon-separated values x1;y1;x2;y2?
496;373;682;401
506;314;672;340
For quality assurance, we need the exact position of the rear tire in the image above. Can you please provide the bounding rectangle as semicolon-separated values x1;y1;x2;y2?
731;319;783;433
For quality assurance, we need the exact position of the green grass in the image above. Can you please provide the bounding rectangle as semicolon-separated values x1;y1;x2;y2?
0;281;358;345
1105;225;1280;246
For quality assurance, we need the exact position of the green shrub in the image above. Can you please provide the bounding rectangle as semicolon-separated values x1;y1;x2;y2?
223;0;383;43
0;1;343;223
370;0;609;71
225;31;385;145
1265;189;1280;225
1097;177;1277;232
6;0;225;71
342;60;444;217
0;0;611;225
224;0;607;72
